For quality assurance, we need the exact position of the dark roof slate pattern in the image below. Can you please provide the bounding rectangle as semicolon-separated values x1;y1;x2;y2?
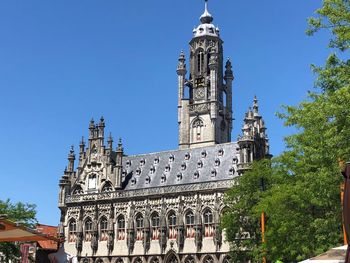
122;142;239;190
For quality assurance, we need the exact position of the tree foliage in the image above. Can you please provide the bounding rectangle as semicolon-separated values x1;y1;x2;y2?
222;0;350;262
0;199;37;262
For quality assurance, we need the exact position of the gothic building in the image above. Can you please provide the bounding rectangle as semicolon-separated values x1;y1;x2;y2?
58;2;270;263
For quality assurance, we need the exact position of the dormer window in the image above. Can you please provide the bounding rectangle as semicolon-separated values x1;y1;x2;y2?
197;160;203;168
218;148;224;156
201;150;207;158
177;172;182;181
229;167;235;176
194;171;199;179
140;159;146;166
145;176;151;184
149;166;155;174
131;177;137;186
169;155;175;162
211;169;217;177
181;162;187;170
126;160;131;167
122;169;127;178
214;158;220;167
161;174;166;183
136;168;141;175
184;152;190;160
154;157;160;164
232;157;238;165
165;164;171;172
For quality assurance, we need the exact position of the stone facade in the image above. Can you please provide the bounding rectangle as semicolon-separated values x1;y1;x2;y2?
58;2;271;263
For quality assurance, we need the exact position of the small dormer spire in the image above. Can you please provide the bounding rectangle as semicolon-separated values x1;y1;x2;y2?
117;138;123;152
253;95;259;114
67;145;75;173
107;132;113;150
79;136;85;155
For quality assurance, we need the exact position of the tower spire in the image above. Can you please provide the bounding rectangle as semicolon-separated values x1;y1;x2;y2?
200;0;213;24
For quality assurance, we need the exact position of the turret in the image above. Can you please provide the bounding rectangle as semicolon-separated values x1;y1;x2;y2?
237;97;271;174
178;0;232;149
107;132;113;151
67;146;75;173
115;138;124;189
79;136;85;159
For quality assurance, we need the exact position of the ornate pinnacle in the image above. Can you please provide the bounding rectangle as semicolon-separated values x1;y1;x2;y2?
253;96;259;114
99;116;105;127
225;58;234;80
89;118;95;128
177;50;187;75
117;138;124;152
107;132;113;149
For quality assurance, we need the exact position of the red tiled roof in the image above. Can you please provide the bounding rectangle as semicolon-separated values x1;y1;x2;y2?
35;224;58;250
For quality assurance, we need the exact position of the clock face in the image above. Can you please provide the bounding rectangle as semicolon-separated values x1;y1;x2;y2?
195;88;205;100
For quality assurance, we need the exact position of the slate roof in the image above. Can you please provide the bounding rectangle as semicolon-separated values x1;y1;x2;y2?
121;142;239;190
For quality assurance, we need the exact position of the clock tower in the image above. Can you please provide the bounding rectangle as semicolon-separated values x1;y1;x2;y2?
177;0;234;149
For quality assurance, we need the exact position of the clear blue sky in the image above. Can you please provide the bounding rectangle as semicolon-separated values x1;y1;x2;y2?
0;1;330;225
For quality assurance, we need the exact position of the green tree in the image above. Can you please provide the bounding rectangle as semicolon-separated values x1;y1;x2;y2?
0;199;37;262
222;0;350;261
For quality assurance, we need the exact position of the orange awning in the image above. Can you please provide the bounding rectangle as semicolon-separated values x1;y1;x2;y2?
0;219;60;242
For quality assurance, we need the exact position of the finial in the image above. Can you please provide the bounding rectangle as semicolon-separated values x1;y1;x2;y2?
200;0;213;24
89;118;95;129
253;95;259;114
99;116;105;126
80;136;85;145
70;145;74;154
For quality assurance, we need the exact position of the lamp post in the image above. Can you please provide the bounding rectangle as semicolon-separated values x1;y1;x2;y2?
260;177;266;263
341;182;348;245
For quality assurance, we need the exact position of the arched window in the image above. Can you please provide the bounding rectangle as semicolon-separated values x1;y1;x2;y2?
99;217;108;241
204;256;214;263
84;218;93;242
203;209;214;237
115;258;123;263
101;182;113;192
151;212;160;240
135;258;143;263
197;50;205;74
184;256;195;263
135;213;144;241
150;257;159;263
68;219;77;243
168;211;177;239
117;215;125;240
185;211;195;238
223;90;227;107
207;53;211;74
192;118;204;142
